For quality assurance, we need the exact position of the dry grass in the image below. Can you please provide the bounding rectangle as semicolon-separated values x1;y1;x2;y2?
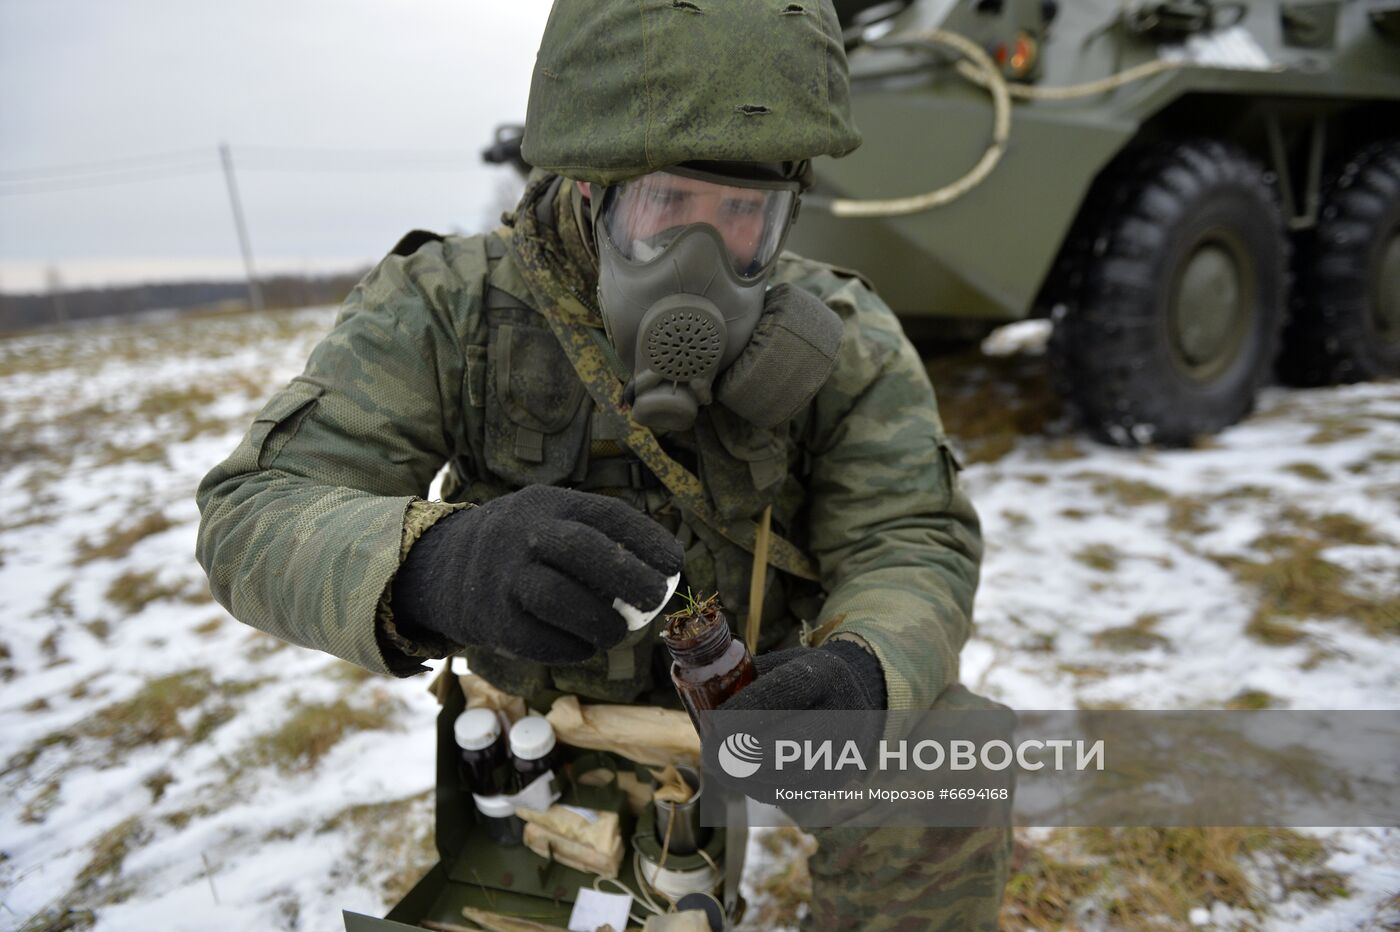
133;384;219;418
1225;689;1281;710
74;512;174;564
1080;474;1171;507
40;628;65;665
160;805;216;831
73;815;149;902
1307;511;1386;548
1056;662;1112;683
1211;507;1397;643
20;778;62;824
17;904;98;931
1042;437;1088;461
1092;614;1170;653
44;583;76;619
1001;827;1347;931
1282;462;1330;483
1346;449;1400;476
1212;484;1276;503
243;697;401;773
1000;835;1104;930
925;347;1066;464
1223;541;1399;643
142;770;175;803
3;669;271;778
104;569;207;614
1165;497;1214;536
1074;544;1120;573
742;827;818;929
1000;509;1030;529
192;616;224;636
81;619;112;642
186;704;237;746
86;670;211;754
1306;418;1369;445
317;791;437;903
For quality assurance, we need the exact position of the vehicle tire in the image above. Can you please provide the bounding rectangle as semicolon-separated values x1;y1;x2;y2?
1050;139;1287;447
1278;139;1400;386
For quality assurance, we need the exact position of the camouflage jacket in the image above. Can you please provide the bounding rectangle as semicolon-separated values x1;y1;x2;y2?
195;179;982;712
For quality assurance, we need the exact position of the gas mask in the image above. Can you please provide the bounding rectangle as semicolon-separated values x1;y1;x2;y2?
594;165;841;432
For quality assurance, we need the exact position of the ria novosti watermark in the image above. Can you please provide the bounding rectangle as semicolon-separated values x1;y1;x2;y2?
699;710;1400;829
720;734;1104;778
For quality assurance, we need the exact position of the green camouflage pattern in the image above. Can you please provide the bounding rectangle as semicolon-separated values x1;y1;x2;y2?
196;174;983;708
522;0;861;184
195;241;488;675
807;824;1012;930
807;684;1013;930
195;173;1003;921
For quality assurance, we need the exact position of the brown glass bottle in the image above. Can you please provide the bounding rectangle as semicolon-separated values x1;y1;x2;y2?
662;608;756;735
454;708;507;797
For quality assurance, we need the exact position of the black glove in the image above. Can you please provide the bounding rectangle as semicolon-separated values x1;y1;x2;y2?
719;639;887;712
391;485;684;664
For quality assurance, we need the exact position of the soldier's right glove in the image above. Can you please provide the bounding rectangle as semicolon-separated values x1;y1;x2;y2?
720;640;887;712
391;485;684;664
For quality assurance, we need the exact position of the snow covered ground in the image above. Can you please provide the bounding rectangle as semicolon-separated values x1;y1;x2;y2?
0;308;1396;931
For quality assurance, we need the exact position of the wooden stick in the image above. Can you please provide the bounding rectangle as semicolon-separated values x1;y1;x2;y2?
745;505;772;654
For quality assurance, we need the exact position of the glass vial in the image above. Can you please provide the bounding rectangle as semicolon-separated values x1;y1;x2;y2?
662;607;756;735
508;715;561;784
472;792;524;847
454;708;506;797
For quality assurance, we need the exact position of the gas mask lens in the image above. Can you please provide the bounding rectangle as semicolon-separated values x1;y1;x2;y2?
600;170;798;279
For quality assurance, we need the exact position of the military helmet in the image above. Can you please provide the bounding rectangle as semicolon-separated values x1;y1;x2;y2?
522;0;863;185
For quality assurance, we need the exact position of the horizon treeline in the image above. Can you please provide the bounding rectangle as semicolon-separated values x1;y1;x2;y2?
0;270;369;334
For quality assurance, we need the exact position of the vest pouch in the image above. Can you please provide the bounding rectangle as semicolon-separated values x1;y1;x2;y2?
936;437;964;510
248;378;325;470
483;318;590;486
463;645;554;712
549;623;658;704
694;405;796;521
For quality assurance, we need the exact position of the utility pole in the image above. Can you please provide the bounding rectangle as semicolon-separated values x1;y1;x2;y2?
45;265;69;327
219;142;264;313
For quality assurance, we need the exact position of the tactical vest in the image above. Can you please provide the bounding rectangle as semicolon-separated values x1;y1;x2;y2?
434;229;824;710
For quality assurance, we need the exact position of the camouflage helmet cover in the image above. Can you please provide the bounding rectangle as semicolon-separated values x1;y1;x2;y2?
522;0;863;185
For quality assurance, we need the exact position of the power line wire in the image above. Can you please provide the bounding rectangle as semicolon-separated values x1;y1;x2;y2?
0;143;491;193
237;161;475;173
235;144;480;159
1;144;482;180
0;162;219;197
0;147;216;182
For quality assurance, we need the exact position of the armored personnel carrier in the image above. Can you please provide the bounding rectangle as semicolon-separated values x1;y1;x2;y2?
485;2;1398;446
796;0;1400;445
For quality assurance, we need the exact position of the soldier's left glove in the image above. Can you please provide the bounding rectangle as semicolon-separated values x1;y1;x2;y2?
719;640;887;712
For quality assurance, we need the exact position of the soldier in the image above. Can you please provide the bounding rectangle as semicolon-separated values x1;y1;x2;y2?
195;0;1010;927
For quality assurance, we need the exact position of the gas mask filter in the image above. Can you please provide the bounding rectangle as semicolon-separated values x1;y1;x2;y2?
594;166;804;432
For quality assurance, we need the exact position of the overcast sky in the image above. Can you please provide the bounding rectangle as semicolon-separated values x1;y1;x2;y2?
0;0;553;291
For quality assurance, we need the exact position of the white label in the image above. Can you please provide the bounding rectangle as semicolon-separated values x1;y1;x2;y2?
509;772;560;813
567;888;633;932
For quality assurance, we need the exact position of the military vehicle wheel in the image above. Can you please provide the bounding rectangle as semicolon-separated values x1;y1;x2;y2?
1052;139;1286;447
1278;139;1400;386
